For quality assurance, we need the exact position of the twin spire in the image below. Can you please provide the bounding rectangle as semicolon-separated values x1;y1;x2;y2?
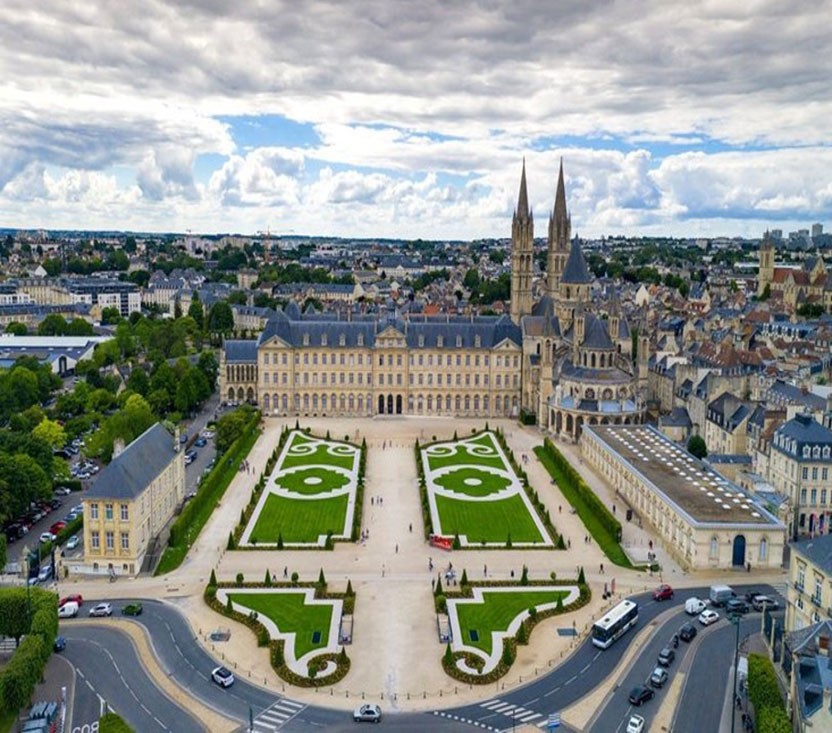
516;157;531;219
515;157;568;221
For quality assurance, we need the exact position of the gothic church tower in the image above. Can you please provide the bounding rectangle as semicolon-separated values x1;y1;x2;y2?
547;159;571;300
758;231;775;297
510;160;534;322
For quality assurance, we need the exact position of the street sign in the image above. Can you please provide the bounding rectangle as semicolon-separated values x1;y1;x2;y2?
547;712;561;729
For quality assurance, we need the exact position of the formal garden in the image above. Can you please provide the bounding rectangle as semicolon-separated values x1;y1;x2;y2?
435;568;589;683
418;430;558;548
235;428;364;548
205;570;353;686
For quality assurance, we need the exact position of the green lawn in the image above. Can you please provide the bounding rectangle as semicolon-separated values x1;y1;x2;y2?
425;433;506;471
433;467;512;497
250;493;349;543
227;592;334;659
281;436;357;471
454;589;568;656
276;466;351;494
434;493;545;544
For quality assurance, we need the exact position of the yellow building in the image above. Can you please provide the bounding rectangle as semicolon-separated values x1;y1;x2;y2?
82;423;185;576
787;534;832;631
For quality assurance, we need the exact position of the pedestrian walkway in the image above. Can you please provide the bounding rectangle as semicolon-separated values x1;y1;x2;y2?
480;698;544;724
251;698;305;731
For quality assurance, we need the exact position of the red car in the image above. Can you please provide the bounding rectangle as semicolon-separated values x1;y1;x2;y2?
59;594;83;608
50;521;67;535
653;584;674;601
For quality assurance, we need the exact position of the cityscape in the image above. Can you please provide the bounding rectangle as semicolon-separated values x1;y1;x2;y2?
2;3;832;733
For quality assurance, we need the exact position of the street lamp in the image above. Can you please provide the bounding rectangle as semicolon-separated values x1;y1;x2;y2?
729;612;742;732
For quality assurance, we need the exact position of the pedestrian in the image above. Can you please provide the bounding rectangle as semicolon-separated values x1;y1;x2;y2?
559;505;562;514
382;564;386;577
395;544;398;554
371;497;375;506
510;569;515;578
648;540;653;550
409;523;412;533
484;564;487;577
272;573;276;583
584;535;588;543
429;558;433;571
600;563;604;574
283;566;288;578
567;538;571;549
612;504;616;514
380;496;383;506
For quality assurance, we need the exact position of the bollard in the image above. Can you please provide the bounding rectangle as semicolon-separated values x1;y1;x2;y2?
454;687;457;695
380;692;384;700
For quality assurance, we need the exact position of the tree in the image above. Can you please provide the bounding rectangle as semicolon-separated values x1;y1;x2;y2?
687;435;708;459
196;350;219;388
101;306;122;325
0;536;6;572
37;314;68;336
208;301;234;332
66;318;94;336
4;322;27;336
32;418;67;451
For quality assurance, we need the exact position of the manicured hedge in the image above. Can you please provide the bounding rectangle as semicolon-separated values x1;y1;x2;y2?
536;440;634;569
203;578;353;687
156;408;261;574
99;712;134;733
439;577;590;684
748;653;790;733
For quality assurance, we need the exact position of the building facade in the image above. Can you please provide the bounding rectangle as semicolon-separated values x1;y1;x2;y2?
82;423;185;576
787;534;832;631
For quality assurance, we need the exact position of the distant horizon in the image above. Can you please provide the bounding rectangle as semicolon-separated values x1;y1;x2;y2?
2;3;831;239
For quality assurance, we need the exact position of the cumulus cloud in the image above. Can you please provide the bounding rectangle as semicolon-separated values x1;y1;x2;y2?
208;148;303;207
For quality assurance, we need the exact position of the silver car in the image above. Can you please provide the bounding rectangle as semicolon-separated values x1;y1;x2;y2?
353;704;382;723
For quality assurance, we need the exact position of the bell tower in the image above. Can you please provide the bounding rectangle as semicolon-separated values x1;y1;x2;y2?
510;159;534;323
547;159;571;300
758;231;775;297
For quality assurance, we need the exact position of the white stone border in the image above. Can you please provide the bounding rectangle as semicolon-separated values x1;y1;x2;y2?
446;585;580;675
215;587;344;677
421;432;553;547
241;430;360;547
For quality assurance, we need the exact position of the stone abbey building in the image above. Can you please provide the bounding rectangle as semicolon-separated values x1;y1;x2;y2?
220;161;644;439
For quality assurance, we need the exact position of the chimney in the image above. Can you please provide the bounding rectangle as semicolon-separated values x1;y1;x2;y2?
113;438;126;458
174;427;180;452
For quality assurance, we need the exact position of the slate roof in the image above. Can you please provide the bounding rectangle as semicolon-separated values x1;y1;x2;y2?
582;314;614;349
85;423;178;500
792;534;832;574
224;340;259;363
773;414;832;459
661;406;692;428
561;238;592;284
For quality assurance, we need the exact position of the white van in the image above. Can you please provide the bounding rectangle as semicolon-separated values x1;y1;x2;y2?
709;584;735;607
685;597;706;615
58;601;79;618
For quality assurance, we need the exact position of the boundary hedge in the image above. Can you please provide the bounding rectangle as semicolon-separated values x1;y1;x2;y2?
203;578;353;687
748;653;790;733
156;409;261;574
535;440;634;569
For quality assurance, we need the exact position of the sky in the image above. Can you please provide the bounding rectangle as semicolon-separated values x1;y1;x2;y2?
1;1;831;241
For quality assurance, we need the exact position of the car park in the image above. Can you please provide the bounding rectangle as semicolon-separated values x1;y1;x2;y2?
53;636;66;652
628;685;655;706
65;535;79;550
626;715;645;733
122;603;143;616
650;666;668;688
211;666;234;687
699;609;720;626
652;584;674;601
679;623;697;642
685;597;706;615
353;704;382;723
752;595;779;612
657;647;675;666
89;603;113;617
726;598;749;615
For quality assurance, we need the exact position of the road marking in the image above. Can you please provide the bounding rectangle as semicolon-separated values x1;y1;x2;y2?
251;698;306;731
433;711;501;731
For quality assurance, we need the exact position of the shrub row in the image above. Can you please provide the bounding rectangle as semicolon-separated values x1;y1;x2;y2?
204;578;353;686
0;587;59;716
438;577;591;684
229;425;365;551
99;712;134;733
156;408;261;574
748;653;790;733
536;440;634;569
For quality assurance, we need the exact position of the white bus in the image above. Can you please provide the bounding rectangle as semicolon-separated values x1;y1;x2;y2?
591;599;639;649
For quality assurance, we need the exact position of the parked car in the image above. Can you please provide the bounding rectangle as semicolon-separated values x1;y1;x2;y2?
65;535;80;551
726;598;749;615
628;685;655;706
698;609;720;626
685;597;706;615
195;436;207;447
39;532;56;544
353;704;382;723
211;666;234;688
657;647;675;667
50;521;66;535
54;487;72;496
679;623;698;642
53;636;66;652
37;565;53;583
626;715;645;733
752;595;779;612
58;602;79;619
650;666;669;688
122;603;143;616
89;603;113;617
744;591;764;604
652;584;674;601
59;594;83;607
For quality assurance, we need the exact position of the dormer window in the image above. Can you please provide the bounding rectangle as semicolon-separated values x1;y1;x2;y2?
303;333;309;346
321;333;328;346
357;333;364;346
437;336;443;348
418;335;424;347
474;335;481;348
456;335;462;348
339;334;346;346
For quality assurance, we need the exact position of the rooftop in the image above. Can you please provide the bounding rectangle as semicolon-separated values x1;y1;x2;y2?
586;425;781;527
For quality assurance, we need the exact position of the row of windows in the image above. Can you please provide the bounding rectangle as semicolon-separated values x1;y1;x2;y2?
775;433;832;459
260;351;520;369
265;333;501;351
709;536;769;561
261;392;519;413
802;467;830;481
799;488;831;506
263;371;521;388
796;564;825;605
89;503;129;521
89;530;129;551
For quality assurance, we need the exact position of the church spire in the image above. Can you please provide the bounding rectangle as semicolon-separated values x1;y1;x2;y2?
547;158;571;300
516;157;530;218
554;157;567;221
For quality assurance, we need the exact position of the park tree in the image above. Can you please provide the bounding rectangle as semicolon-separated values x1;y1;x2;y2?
187;293;204;329
32;418;67;451
37;314;68;335
208;301;235;332
4;322;27;335
687;435;708;459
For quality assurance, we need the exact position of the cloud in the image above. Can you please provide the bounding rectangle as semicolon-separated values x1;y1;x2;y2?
208;148;303;207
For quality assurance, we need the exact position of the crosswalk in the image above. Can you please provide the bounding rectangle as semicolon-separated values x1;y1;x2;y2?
479;698;543;725
251;698;305;731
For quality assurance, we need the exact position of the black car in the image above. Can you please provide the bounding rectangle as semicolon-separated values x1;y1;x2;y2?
744;591;764;604
628;685;655;706
679;623;698;642
726;598;749;615
53;636;66;652
657;647;675;666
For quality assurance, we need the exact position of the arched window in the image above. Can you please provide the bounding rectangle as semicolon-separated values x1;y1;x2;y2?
709;536;719;559
759;537;768;562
